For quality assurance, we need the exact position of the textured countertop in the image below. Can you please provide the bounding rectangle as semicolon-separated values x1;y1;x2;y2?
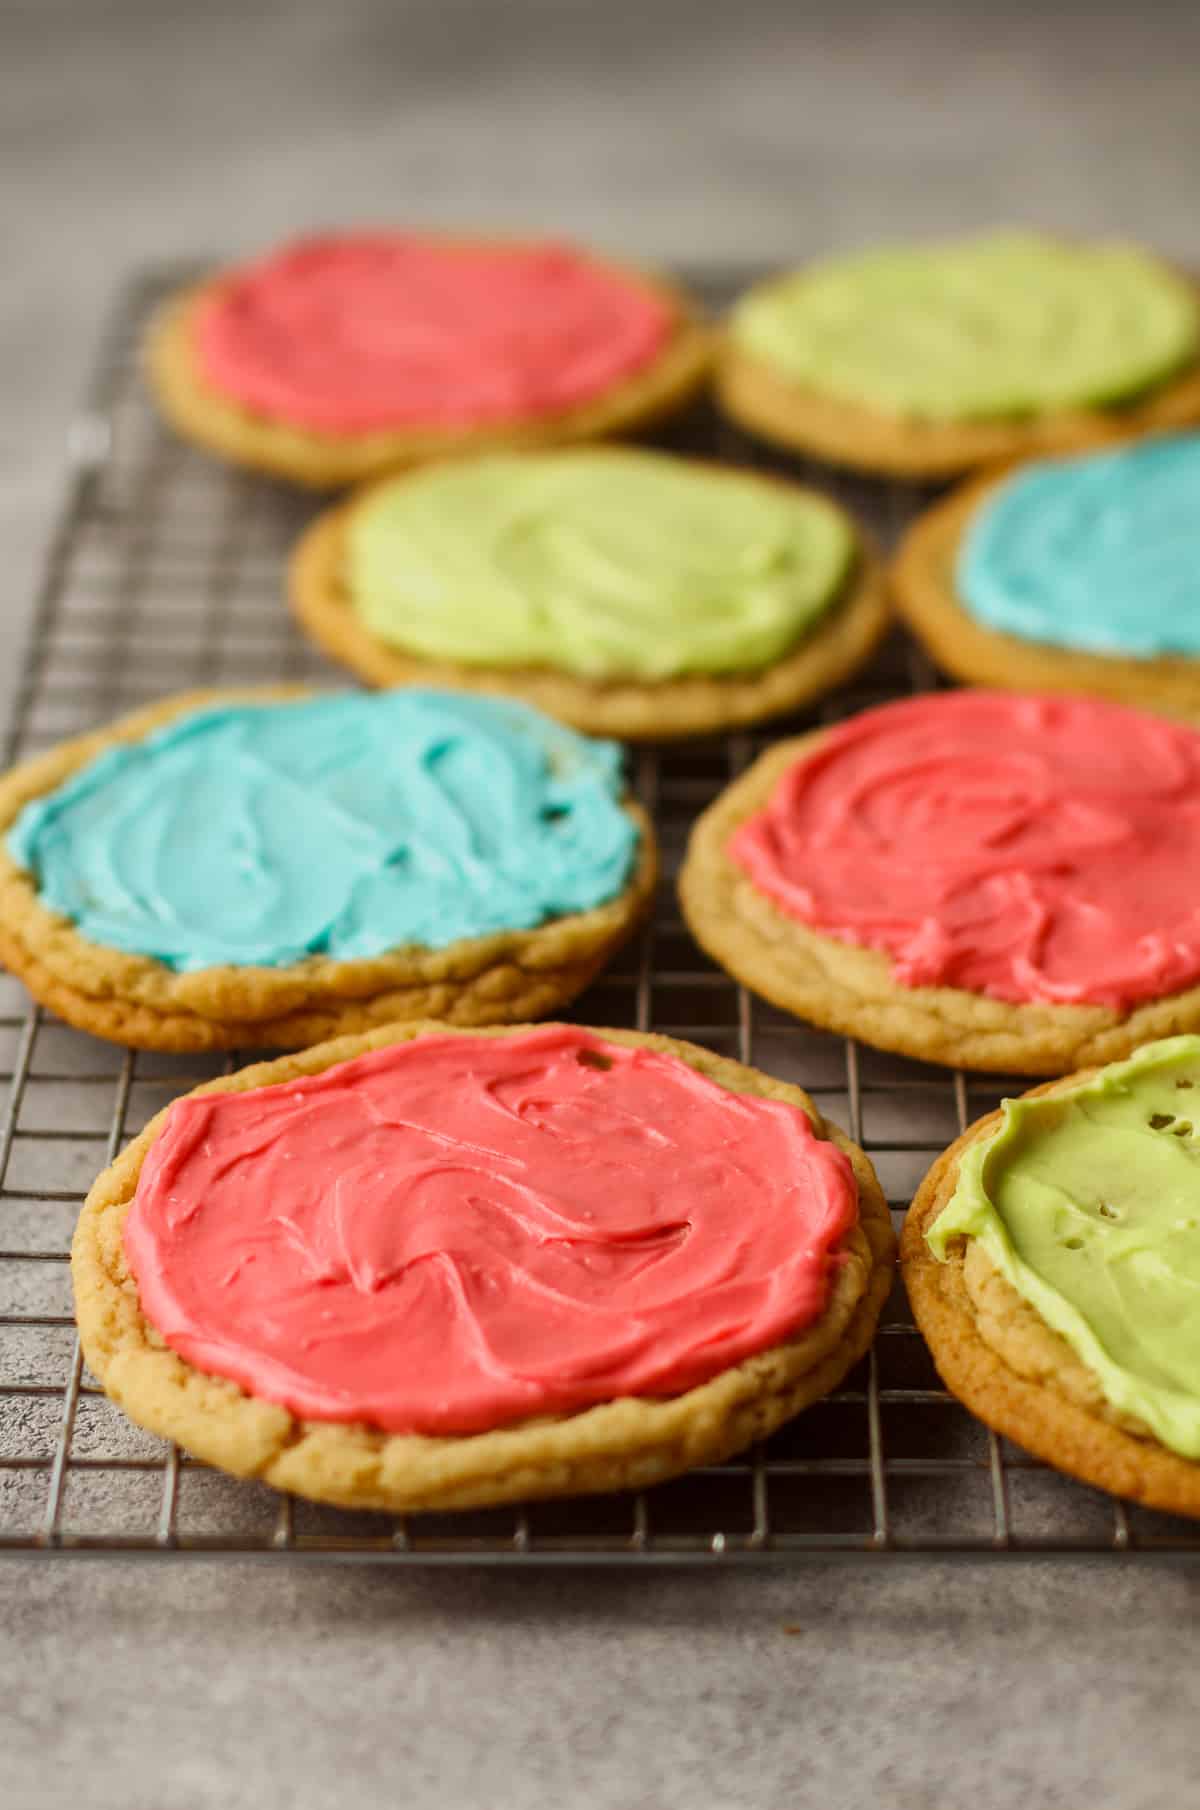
6;4;1200;1805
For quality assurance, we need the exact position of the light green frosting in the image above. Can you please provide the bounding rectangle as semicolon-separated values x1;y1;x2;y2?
732;232;1200;422
927;1036;1200;1457
345;451;855;681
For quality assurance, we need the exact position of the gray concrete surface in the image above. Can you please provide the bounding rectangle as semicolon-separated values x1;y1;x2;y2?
6;1554;1200;1810
5;3;1200;1805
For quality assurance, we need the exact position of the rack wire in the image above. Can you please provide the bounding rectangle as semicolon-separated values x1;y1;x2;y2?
0;264;1192;1562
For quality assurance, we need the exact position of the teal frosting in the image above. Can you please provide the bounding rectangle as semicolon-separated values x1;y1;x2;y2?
7;691;638;972
957;433;1200;657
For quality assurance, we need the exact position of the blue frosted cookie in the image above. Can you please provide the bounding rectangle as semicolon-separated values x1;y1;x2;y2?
0;688;654;1049
893;432;1200;714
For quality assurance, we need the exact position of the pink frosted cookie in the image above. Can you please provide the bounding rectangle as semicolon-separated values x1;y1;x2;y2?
72;1022;893;1512
145;232;712;486
681;690;1200;1073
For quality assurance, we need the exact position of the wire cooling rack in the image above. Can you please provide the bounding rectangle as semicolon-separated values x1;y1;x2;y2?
1;265;1195;1564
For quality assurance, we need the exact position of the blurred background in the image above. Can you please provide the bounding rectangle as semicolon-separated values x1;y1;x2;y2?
6;0;1198;730
8;0;1200;541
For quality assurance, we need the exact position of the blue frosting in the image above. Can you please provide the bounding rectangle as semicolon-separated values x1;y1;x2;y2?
8;691;639;972
957;433;1200;656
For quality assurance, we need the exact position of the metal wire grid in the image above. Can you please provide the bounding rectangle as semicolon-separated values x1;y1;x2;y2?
0;265;1193;1563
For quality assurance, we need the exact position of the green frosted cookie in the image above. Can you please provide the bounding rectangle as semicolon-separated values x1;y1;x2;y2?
732;232;1199;422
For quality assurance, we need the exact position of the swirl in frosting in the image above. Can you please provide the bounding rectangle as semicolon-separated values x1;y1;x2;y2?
8;691;638;972
958;433;1200;657
123;1027;860;1435
730;691;1200;1009
730;232;1199;422
195;234;675;434
346;450;856;681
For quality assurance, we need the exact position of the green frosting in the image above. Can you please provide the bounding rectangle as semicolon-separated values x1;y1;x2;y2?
928;1037;1200;1457
345;451;855;681
731;232;1200;422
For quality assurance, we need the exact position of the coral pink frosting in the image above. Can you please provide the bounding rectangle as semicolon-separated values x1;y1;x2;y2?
194;234;675;434
731;691;1200;1009
123;1028;857;1436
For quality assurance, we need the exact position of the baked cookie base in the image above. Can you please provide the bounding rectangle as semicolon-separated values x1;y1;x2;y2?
288;469;891;742
893;463;1200;717
679;730;1200;1075
0;689;657;1052
903;1081;1200;1518
145;244;714;489
716;340;1200;480
72;1021;896;1514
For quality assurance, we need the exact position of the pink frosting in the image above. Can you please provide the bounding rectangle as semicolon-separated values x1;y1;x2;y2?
731;691;1200;1009
123;1028;858;1436
193;234;675;434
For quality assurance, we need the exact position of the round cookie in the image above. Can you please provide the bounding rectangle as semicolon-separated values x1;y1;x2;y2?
894;432;1200;716
718;232;1200;478
289;448;890;741
73;1019;895;1514
0;687;655;1051
679;691;1200;1075
903;1037;1200;1517
145;232;713;488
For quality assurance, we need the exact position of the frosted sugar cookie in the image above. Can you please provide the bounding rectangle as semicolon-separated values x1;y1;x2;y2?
894;432;1200;715
719;233;1200;477
146;232;712;486
0;688;654;1050
73;1021;894;1513
290;447;889;739
905;1037;1200;1516
680;691;1200;1074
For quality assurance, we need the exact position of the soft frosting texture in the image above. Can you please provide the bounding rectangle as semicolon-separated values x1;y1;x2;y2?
730;691;1200;1009
346;451;856;681
730;232;1199;422
8;692;637;972
928;1037;1200;1458
195;234;675;434
123;1027;859;1435
958;433;1200;656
